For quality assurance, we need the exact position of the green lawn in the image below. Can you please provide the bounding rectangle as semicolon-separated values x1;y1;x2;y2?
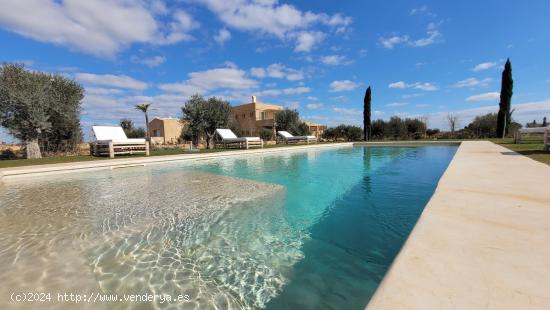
0;142;341;169
491;137;550;165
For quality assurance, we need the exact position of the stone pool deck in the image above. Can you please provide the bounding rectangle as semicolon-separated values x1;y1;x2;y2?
367;141;550;309
0;143;353;180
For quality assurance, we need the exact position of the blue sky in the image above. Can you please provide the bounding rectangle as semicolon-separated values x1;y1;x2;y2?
1;0;549;142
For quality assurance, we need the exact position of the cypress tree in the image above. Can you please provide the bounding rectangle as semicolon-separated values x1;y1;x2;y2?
363;86;372;141
496;59;513;138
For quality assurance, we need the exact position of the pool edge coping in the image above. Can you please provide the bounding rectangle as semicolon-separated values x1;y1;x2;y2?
0;141;464;181
0;143;352;180
365;140;550;309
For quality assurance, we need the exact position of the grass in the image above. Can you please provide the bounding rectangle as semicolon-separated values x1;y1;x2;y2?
0;142;342;169
490;137;550;165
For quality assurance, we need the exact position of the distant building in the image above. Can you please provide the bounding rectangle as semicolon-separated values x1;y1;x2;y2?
148;117;186;144
305;122;327;138
232;96;283;137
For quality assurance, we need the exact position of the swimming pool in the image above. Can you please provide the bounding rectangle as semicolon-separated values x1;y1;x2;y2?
0;145;457;309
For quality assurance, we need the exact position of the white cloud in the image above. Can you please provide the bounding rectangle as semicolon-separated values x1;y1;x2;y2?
329;80;358;92
410;5;428;15
260;86;310;96
294;31;325;52
76;73;149;90
332;107;360;115
411;23;441;47
306;103;324;110
285;101;300;110
195;0;349;52
389;81;407;89
386;102;408;107
402;93;422;99
415;103;431;108
466;92;500;102
473;62;497;72
307;96;318;100
454;77;493;88
425;99;550;130
0;1;197;57
250;64;304;81
379;23;441;49
85;87;125;95
379;35;409;49
159;65;258;95
389;81;438;91
415;82;438;91
130;55;166;68
320;54;352;66
214;28;231;45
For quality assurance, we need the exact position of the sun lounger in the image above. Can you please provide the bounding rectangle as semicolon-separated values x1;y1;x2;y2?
92;126;149;158
277;131;317;144
214;129;263;149
514;126;550;150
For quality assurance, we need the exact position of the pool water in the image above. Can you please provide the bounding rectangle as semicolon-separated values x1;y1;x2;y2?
0;145;457;309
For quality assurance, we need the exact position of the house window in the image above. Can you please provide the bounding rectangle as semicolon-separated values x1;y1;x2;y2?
250;111;254;118
153;129;161;137
235;114;238;119
260;111;267;120
242;113;245;119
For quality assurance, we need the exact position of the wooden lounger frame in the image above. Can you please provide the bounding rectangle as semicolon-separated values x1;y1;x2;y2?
92;141;150;158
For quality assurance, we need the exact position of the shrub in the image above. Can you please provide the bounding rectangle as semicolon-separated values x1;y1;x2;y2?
0;148;17;160
259;128;274;141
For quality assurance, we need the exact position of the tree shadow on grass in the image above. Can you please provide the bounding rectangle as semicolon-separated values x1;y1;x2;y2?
501;150;549;156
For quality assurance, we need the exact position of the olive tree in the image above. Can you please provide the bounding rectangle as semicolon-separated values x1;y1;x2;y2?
181;94;232;149
275;108;309;136
0;63;83;158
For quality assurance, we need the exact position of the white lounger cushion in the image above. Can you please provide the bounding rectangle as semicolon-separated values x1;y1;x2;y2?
278;131;316;140
93;126;129;141
277;131;294;138
215;129;261;142
216;129;239;139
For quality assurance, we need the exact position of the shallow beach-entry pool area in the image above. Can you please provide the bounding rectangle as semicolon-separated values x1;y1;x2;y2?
0;145;457;309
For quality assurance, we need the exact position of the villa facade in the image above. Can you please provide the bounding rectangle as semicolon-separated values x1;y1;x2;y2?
232;96;283;137
148;117;186;145
305;122;327;138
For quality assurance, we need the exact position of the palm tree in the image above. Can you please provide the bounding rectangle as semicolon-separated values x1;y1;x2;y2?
135;103;152;138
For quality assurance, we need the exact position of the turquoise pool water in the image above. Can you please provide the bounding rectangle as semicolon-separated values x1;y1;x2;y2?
0;145;457;309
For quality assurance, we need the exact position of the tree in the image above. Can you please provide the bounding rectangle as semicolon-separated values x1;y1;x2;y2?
447;113;459;136
496;59;513;138
275;108;309;136
120;118;134;132
135;102;152;138
371;119;388;139
426;128;440;137
119;118;145;138
181;94;233;149
0;63;83;158
322;125;363;141
464;113;497;138
388;116;406;140
40;74;84;154
543;117;548;127
363;86;372;141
